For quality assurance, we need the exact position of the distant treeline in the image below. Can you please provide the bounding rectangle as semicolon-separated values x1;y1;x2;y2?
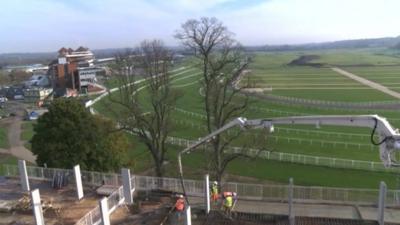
0;47;188;68
245;36;400;52
0;48;125;68
1;36;400;67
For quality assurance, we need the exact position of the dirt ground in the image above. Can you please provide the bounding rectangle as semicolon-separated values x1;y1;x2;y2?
0;178;101;225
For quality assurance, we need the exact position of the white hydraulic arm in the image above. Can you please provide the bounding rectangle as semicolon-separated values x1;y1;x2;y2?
177;114;400;204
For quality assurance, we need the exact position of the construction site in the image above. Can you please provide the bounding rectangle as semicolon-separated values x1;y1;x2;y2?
3;114;400;225
1;159;400;225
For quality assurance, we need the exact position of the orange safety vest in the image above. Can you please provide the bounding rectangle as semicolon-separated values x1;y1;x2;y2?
175;198;185;211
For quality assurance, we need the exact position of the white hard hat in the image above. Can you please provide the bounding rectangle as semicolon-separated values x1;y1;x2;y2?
178;194;184;198
213;181;218;185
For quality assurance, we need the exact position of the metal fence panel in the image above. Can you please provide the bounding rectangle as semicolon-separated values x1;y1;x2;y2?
4;164;400;207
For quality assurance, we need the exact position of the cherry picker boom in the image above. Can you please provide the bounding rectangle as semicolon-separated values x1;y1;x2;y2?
178;114;400;204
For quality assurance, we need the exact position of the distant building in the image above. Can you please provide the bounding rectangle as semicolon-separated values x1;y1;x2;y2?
5;87;24;100
4;64;48;73
23;87;53;103
24;74;50;87
48;47;104;97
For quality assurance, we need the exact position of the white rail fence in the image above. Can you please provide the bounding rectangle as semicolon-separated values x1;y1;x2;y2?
75;205;101;225
256;93;400;110
173;120;377;150
74;185;125;225
4;164;400;225
173;118;375;140
4;164;400;207
166;136;400;174
175;105;400;123
173;118;370;138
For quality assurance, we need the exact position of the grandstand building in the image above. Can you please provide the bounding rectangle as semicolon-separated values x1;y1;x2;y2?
48;47;104;97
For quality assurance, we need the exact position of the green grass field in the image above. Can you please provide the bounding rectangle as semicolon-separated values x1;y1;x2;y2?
127;135;399;189
344;66;400;92
90;49;400;188
21;121;35;142
0;126;9;149
0;153;18;175
310;48;400;66
240;51;400;102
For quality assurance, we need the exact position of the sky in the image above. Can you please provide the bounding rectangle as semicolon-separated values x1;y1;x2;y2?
0;0;399;53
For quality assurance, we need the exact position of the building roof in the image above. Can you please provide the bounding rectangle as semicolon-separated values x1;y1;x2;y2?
76;46;89;52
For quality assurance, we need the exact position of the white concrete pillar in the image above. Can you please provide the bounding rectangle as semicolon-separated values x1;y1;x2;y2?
31;189;45;225
288;177;295;225
185;206;192;225
204;174;210;214
73;165;84;200
100;197;110;225
122;168;133;204
18;160;30;191
378;181;387;225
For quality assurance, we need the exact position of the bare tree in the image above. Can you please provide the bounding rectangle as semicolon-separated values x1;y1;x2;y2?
0;70;10;86
176;17;251;183
107;40;178;177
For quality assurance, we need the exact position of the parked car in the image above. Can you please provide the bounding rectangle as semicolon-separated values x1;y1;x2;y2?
0;96;7;103
27;111;39;120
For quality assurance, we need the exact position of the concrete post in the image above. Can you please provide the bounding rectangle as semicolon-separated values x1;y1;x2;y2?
31;189;45;225
185;206;192;225
100;197;110;225
122;168;133;204
73;165;84;200
378;181;387;225
288;178;295;225
18;160;30;191
205;174;210;214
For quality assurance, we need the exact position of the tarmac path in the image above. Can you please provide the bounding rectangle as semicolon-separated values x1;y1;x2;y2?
0;102;36;164
331;67;400;100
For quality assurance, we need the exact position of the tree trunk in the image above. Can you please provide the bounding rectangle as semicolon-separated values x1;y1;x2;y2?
154;160;163;177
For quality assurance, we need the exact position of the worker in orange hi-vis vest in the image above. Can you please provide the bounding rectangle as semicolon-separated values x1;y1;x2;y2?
175;194;185;222
211;181;219;204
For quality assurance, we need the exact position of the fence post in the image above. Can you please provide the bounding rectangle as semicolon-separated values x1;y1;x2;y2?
100;197;111;225
114;174;119;186
204;174;210;214
91;171;95;185
377;181;386;225
122;168;133;204
18;160;30;191
186;206;192;225
288;178;295;225
40;167;44;179
73;165;84;200
31;189;45;225
5;164;9;176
